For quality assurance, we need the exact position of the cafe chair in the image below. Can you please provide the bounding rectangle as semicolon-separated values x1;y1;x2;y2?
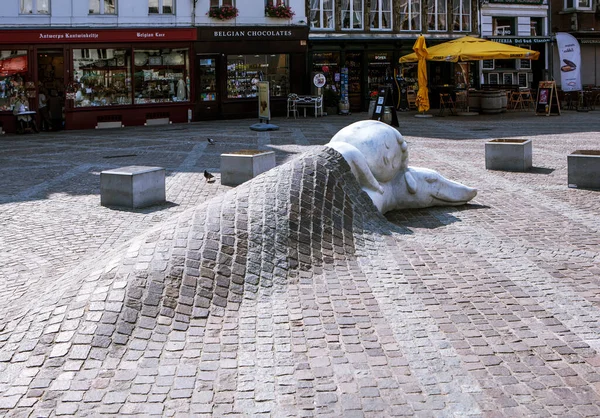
439;93;456;116
287;93;299;119
407;90;417;110
454;91;468;112
510;90;525;110
520;89;535;111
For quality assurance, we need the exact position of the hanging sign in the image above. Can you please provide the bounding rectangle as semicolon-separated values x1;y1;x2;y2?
257;81;270;121
313;73;326;88
535;81;561;116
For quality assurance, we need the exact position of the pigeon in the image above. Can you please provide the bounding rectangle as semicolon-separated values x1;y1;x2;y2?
207;137;215;145
204;170;215;182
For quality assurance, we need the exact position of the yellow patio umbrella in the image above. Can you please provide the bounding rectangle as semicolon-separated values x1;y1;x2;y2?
400;36;540;63
413;35;430;114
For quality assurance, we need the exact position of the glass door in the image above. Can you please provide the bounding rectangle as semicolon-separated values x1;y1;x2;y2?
196;54;219;120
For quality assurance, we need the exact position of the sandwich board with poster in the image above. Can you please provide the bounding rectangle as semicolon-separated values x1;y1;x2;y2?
535;81;561;116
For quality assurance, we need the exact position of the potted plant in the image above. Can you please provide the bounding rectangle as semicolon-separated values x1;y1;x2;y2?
368;90;378;116
207;5;239;20
323;88;339;116
265;3;295;19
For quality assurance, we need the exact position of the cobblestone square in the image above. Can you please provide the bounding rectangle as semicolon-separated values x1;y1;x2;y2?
1;111;599;417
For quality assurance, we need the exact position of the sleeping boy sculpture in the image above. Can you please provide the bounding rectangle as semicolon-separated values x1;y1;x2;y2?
325;120;477;213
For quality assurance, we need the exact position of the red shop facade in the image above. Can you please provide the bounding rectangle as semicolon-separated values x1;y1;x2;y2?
0;28;196;133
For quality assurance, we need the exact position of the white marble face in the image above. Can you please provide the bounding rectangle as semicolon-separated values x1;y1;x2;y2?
328;120;408;183
326;120;477;214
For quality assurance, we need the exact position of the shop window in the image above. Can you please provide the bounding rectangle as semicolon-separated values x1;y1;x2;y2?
89;0;116;14
427;0;447;32
399;0;421;31
20;0;50;14
0;50;30;112
369;0;392;31
312;52;340;93
149;0;173;14
495;59;515;70
133;48;190;104
482;59;494;70
488;73;499;84
452;0;470;32
492;17;515;36
310;0;334;29
226;54;289;99
342;0;364;30
503;73;514;85
564;0;592;10
73;48;132;107
367;52;391;94
519;48;532;69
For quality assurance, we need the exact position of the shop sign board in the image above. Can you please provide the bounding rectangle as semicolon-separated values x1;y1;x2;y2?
257;81;271;122
535;81;561;116
200;27;307;41
488;0;543;4
0;28;196;44
488;37;551;45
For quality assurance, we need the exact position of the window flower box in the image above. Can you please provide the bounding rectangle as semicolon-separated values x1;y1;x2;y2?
207;6;238;20
265;4;295;19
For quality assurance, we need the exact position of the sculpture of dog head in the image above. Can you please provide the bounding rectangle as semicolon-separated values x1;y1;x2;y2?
326;120;477;213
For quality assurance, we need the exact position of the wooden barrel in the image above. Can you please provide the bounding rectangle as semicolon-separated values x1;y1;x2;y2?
468;90;481;113
480;90;504;114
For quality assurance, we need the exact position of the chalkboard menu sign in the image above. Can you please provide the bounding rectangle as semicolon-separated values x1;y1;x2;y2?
535;81;561;116
371;87;399;127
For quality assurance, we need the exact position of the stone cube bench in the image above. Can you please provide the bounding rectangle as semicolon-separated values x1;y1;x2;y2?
100;166;166;208
568;150;600;190
221;150;276;187
485;138;532;172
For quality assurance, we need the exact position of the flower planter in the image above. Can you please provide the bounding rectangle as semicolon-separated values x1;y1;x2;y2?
485;138;532;172
220;150;276;186
568;150;600;190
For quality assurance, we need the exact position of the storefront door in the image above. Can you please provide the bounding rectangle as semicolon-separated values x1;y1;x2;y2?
37;48;66;130
195;54;219;120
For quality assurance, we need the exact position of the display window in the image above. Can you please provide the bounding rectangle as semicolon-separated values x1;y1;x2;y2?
226;54;289;99
0;50;31;112
312;52;340;93
73;48;133;107
367;52;392;95
133;48;190;104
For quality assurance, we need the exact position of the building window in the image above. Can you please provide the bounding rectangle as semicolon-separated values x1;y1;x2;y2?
370;0;392;30
226;54;290;99
452;0;470;32
427;0;447;31
89;0;116;14
210;0;234;6
399;0;421;31
20;0;50;14
565;0;592;10
342;0;364;30
149;0;173;14
492;17;515;36
530;17;542;36
310;0;334;29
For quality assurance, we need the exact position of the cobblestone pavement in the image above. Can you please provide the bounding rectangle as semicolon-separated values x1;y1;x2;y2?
1;110;600;417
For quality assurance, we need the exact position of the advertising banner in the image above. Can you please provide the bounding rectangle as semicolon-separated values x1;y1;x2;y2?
556;32;582;92
257;81;270;121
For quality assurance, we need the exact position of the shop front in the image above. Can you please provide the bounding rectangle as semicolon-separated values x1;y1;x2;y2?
194;27;308;120
0;28;195;133
308;41;404;113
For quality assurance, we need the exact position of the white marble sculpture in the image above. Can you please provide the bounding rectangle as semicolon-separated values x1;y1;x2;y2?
326;120;477;213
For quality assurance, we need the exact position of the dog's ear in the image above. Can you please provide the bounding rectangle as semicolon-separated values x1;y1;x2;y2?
405;171;417;195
